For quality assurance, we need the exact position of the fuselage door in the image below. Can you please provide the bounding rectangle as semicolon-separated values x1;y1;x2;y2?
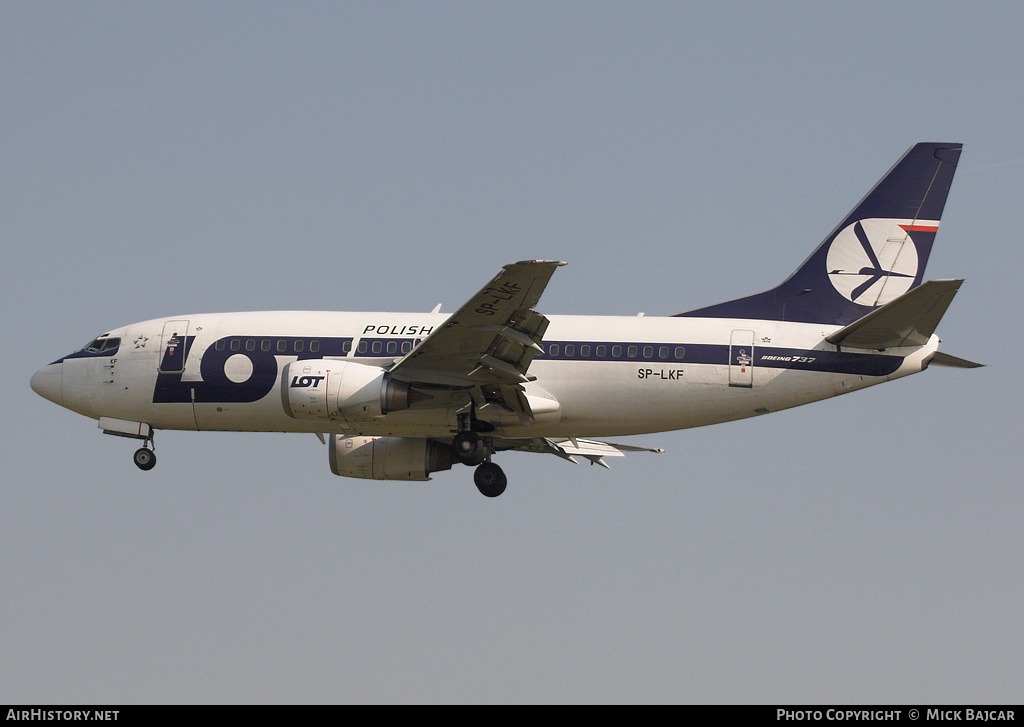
729;329;755;388
159;320;190;373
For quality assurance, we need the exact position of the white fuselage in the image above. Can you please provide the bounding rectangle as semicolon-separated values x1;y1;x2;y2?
37;310;937;440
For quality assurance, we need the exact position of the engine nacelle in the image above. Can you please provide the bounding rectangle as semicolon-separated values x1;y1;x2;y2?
281;360;413;422
329;435;453;481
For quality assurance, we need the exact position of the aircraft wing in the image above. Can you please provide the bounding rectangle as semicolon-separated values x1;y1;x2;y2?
388;260;566;388
499;436;664;468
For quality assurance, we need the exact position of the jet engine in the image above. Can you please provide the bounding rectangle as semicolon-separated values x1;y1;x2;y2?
329;434;453;481
281;360;419;422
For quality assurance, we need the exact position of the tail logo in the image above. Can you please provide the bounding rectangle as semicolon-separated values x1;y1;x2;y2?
825;219;920;307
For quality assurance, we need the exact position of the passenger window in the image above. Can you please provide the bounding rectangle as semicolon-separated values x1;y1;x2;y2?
564;344;575;357
675;347;685;360
549;344;560;357
596;345;607;357
261;340;271;352
295;340;304;352
611;345;622;358
659;346;669;359
580;345;590;357
215;340;225;351
343;340;352;353
627;346;638;358
386;341;397;354
230;340;240;352
357;341;366;353
246;339;255;352
372;341;382;354
401;341;412;354
277;340;287;353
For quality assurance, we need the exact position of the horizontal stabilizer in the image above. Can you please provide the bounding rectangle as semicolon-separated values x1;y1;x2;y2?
928;351;984;368
826;279;963;350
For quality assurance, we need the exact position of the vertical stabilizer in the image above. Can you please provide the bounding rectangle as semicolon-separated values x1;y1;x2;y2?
677;143;962;326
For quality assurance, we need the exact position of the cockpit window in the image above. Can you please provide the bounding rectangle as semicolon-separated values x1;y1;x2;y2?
81;336;121;354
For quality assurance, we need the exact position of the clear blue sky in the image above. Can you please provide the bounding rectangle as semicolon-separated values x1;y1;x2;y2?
3;1;1021;703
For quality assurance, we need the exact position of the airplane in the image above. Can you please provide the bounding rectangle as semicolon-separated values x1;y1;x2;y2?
31;142;981;497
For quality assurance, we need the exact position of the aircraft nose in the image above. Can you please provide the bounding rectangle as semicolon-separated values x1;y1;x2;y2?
30;363;63;406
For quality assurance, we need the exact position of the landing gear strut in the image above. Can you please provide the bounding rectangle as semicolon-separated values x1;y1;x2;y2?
474;461;507;498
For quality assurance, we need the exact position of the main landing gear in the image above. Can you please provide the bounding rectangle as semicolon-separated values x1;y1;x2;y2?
452;426;507;497
473;461;507;498
452;430;487;465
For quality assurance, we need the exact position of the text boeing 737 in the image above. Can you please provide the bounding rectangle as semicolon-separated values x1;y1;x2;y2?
31;142;981;496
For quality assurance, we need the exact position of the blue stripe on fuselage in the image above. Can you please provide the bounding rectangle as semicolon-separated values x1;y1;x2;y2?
534;340;902;377
150;334;904;405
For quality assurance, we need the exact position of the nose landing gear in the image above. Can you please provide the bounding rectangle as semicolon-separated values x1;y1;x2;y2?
133;446;157;471
130;428;156;471
99;418;158;471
